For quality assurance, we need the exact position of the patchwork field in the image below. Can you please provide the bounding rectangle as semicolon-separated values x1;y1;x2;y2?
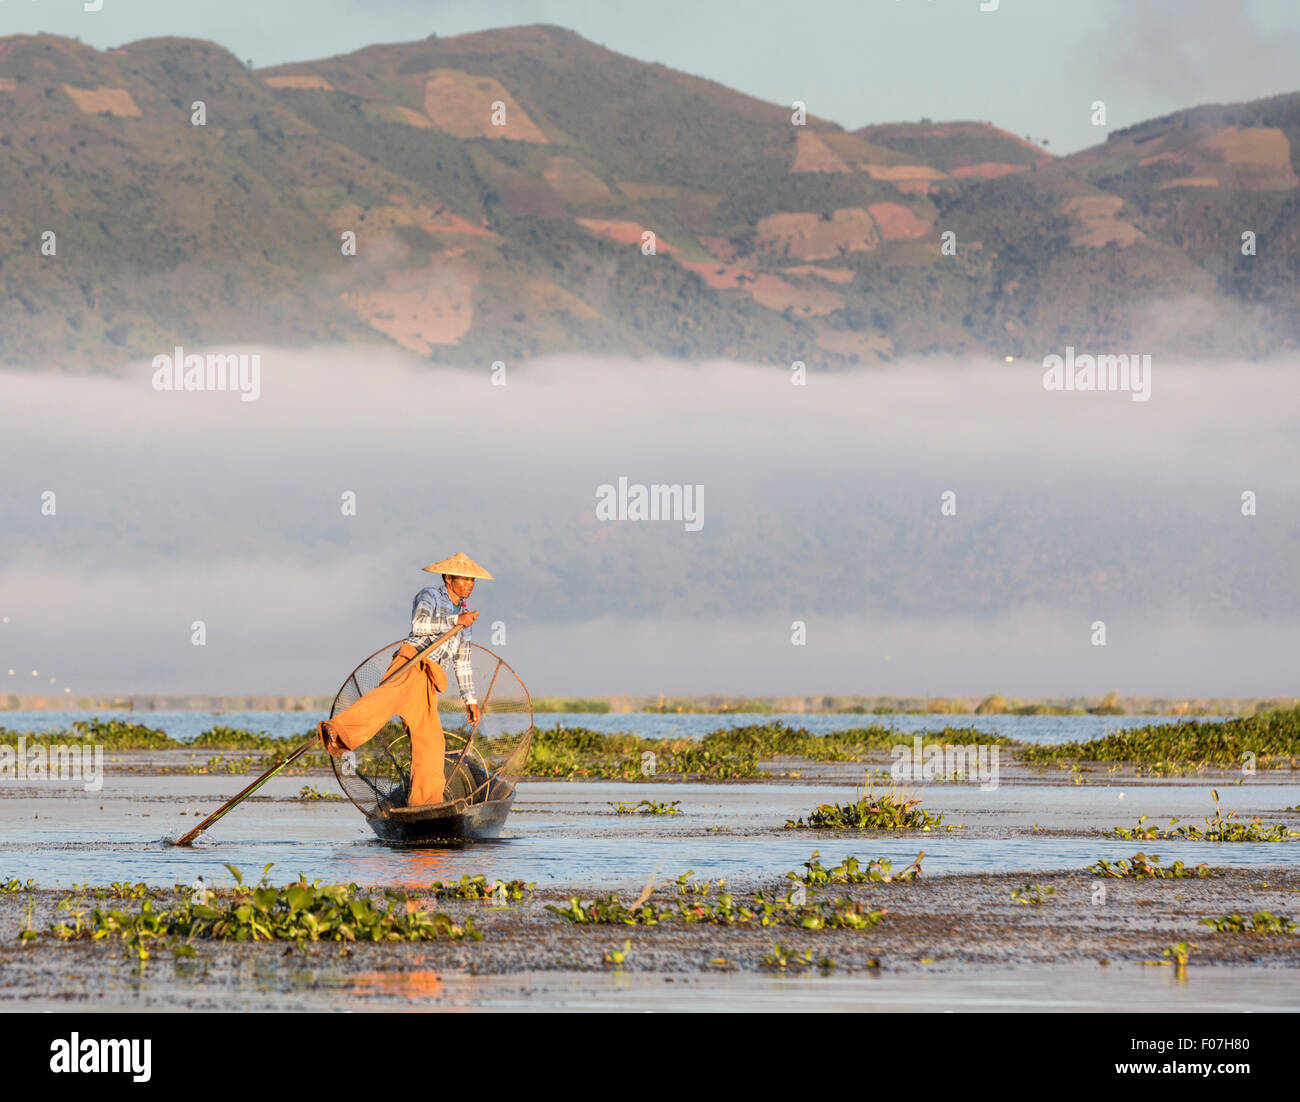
756;208;880;260
341;263;477;353
422;69;551;142
61;84;140;116
1064;195;1143;248
791;130;853;173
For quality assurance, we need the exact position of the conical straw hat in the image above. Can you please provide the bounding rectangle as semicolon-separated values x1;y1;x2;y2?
422;552;494;580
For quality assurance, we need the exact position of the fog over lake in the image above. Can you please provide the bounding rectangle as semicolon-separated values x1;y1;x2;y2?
2;350;1297;697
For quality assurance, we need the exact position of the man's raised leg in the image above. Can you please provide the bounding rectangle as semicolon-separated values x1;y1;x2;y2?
319;644;420;756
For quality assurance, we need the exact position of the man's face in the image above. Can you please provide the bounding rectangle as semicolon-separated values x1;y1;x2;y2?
445;575;475;602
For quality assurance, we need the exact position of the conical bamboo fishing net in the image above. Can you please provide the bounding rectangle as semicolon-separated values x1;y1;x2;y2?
328;640;533;819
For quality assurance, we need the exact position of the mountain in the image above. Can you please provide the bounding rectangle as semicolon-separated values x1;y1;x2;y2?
1;24;1298;368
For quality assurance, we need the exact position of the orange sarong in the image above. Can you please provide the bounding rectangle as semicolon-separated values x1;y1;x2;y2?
320;642;448;807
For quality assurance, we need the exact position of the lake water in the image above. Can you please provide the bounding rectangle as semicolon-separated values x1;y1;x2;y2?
0;709;1224;745
2;776;1296;890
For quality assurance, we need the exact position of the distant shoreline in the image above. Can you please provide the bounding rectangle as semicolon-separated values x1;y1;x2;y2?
4;693;1296;718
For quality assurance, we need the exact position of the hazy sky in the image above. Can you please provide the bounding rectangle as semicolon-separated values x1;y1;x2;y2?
4;1;1299;700
2;0;1299;154
3;351;1297;698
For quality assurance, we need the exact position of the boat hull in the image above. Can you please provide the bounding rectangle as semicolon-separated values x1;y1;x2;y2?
365;793;515;844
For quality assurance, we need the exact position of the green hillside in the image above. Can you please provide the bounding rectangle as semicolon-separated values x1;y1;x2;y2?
1;25;1297;369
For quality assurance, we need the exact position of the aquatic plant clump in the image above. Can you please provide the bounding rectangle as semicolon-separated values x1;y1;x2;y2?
521;721;1013;781
545;879;888;930
1141;941;1193;968
544;894;670;926
0;720;318;754
787;850;924;886
0;718;177;750
543;868;889;930
761;943;837;971
1200;911;1296;934
1017;707;1300;767
427;875;533;901
191;725;307;751
523;725;762;780
785;791;953;831
699;721;1011;763
1086;853;1213;879
1112;790;1299;842
38;879;480;960
610;799;681;815
1010;883;1056;905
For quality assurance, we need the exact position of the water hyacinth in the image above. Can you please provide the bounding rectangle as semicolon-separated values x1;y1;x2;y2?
1018;707;1300;767
1086;853;1212;879
427;875;533;901
1113;790;1299;842
1200;911;1297;934
36;874;480;961
609;799;681;815
786;790;952;831
788;850;924;885
545;868;888;930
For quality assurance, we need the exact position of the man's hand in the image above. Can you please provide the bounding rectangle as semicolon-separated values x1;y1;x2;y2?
456;610;478;628
467;703;482;727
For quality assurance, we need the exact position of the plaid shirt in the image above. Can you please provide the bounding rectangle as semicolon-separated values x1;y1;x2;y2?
406;585;476;705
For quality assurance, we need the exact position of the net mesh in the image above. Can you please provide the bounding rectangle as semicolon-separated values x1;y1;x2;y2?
328;639;533;819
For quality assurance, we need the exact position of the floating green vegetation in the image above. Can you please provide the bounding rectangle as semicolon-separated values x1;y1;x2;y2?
788;850;924;886
522;725;761;780
427;875;533;901
675;871;722;895
2;878;35;893
1018;707;1300;767
1086;853;1212;879
191;725;303;751
786;790;953;832
0;718;176;750
756;894;887;931
761;943;836;972
1142;941;1193;968
200;755;250;774
1112;815;1162;841
699;721;1009;762
533;698;612;714
545;894;669;926
38;875;479;961
1200;911;1296;934
610;799;681;815
603;939;632;965
547;881;887;930
0;720;318;755
519;721;1012;782
61;882;162;903
1113;790;1299;842
1010;883;1056;905
296;784;341;801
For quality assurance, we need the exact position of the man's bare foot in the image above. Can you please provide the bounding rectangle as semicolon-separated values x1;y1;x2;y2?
318;721;346;758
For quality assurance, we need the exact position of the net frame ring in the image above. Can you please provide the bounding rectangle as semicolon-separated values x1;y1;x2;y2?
327;639;533;818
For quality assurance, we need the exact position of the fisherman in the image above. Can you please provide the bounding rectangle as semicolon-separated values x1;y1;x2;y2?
317;552;492;808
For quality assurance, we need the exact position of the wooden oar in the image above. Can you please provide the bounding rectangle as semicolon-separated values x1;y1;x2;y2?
171;625;464;846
